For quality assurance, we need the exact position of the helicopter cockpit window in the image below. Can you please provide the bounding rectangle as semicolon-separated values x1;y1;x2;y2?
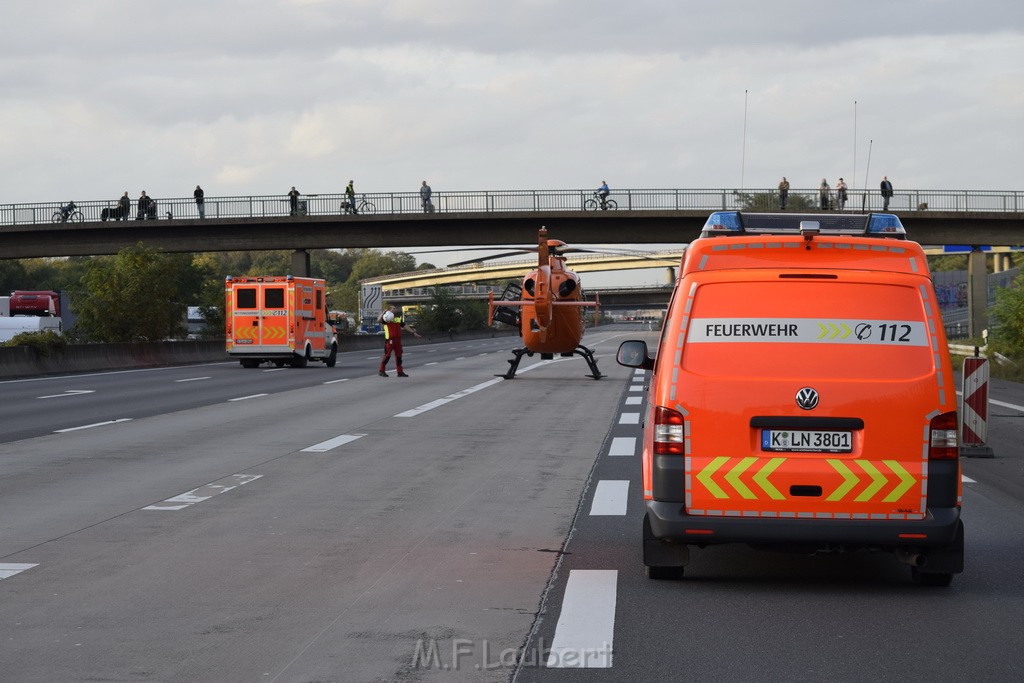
524;278;536;296
558;279;577;298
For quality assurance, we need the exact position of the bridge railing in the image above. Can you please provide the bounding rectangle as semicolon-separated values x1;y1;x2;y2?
1;188;1020;226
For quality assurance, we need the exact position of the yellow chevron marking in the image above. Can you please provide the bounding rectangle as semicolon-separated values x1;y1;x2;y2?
696;457;730;499
854;460;887;502
882;460;916;502
752;457;786;500
725;457;758;499
826;459;859;502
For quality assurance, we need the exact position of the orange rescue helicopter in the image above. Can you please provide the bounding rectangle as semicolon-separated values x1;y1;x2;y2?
469;227;604;379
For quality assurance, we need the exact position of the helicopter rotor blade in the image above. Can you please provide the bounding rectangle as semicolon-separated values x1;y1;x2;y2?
446;249;538;267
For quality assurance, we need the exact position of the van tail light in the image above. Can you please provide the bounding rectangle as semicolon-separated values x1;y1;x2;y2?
654;406;685;455
929;411;959;460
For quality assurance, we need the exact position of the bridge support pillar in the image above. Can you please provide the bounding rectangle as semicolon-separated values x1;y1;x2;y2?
968;248;988;339
666;266;676;284
291;249;311;278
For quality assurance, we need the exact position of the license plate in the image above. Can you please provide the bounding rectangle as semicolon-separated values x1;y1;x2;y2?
761;429;852;453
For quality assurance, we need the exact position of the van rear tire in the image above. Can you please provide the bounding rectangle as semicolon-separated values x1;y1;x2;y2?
239;359;259;368
646;565;685;580
325;345;338;367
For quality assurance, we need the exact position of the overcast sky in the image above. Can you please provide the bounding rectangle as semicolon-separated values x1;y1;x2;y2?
4;0;1022;210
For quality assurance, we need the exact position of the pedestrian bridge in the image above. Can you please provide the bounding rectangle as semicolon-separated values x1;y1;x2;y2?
1;187;1022;262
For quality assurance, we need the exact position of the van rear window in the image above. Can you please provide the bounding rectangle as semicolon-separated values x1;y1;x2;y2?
236;288;257;309
264;288;285;308
682;281;935;380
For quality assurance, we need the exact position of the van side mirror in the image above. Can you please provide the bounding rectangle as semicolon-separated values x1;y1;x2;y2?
617;340;654;370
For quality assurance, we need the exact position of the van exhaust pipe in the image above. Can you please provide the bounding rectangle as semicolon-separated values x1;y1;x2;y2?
896;548;927;567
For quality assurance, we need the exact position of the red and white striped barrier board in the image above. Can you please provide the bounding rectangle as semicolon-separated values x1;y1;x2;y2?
961;356;994;457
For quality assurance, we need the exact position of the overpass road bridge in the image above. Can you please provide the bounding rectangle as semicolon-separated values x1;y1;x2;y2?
4;187;1021;336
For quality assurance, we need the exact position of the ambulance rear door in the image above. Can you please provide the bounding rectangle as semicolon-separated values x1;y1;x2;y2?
231;280;291;351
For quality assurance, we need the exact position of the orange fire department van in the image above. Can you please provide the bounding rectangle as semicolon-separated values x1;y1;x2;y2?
617;212;964;586
225;275;338;368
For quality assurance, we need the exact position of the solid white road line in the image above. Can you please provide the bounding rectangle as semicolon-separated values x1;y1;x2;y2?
990;398;1024;412
144;474;263;511
301;433;366;453
0;563;38;580
618;413;640;425
546;569;617;668
174;377;211;383
590;480;629;516
323;378;350;385
608;437;636;457
425;362;439;366
624;396;643;405
228;393;268;402
54;418;132;433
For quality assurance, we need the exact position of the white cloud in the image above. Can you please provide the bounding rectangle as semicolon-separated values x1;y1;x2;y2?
1;0;1021;204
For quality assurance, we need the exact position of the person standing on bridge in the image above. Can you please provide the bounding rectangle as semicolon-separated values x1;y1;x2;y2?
288;186;300;215
819;178;831;211
118;191;130;220
378;305;421;378
420;180;433;213
836;177;848;211
778;177;790;210
194;185;205;219
880;176;894;211
345;180;357;215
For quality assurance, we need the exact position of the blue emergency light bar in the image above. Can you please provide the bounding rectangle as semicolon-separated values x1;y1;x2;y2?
701;212;906;238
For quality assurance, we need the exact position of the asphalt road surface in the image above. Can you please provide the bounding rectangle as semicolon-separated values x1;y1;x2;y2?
1;328;1022;682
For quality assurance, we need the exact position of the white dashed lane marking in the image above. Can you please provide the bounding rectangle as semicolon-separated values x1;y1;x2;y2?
228;394;268;402
301;433;365;453
590;480;629;516
0;564;38;581
323;378;349;385
54;418;132;433
37;389;95;399
618;413;640;425
608;437;636;457
394;379;503;417
546;570;617;668
628;385;644;392
624;396;643;405
144;474;263;511
962;475;976;483
174;377;211;383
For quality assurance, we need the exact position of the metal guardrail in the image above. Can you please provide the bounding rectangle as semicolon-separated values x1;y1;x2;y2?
1;188;1021;227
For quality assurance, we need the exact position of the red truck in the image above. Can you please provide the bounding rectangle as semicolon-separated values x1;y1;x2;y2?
8;291;61;317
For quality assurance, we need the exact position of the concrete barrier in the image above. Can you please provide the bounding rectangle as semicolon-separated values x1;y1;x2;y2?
0;329;519;379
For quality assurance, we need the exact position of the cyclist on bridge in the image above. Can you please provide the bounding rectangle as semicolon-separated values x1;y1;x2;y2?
597;180;610;203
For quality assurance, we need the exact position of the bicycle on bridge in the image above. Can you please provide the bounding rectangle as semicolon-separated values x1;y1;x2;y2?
341;195;375;215
52;202;83;223
584;192;617;211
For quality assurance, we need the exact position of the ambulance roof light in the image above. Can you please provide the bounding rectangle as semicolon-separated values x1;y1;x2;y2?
866;213;907;236
702;211;743;236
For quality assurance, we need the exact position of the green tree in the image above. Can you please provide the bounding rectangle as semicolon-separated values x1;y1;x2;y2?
74;243;198;342
417;287;462;333
991;272;1024;359
0;259;28;294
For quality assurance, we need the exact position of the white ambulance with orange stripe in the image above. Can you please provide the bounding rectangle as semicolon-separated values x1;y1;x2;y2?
225;275;338;368
617;212;964;585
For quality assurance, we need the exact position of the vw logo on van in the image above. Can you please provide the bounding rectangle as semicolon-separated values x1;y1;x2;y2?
796;387;820;410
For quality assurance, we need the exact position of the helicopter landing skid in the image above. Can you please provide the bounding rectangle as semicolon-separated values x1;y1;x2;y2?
498;344;603;380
